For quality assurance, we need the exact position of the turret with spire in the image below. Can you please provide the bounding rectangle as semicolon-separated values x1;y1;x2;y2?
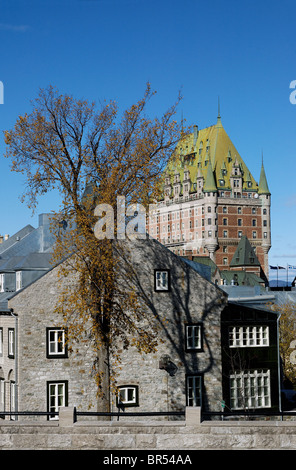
258;152;271;272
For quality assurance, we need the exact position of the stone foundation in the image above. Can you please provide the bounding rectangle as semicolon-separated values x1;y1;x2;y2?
0;407;296;450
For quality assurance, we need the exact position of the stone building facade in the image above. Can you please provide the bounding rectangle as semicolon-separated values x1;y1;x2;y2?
3;237;227;419
147;113;271;281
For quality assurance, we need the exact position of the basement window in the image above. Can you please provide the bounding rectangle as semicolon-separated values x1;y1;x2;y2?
117;385;139;407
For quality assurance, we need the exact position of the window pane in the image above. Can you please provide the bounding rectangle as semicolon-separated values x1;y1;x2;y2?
230;370;270;409
187;376;201;406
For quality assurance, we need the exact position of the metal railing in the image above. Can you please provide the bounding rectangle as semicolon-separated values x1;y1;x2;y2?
1;408;296;422
202;409;296;421
75;410;186;422
0;410;186;422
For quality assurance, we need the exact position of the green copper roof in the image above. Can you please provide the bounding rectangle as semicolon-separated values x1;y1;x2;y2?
165;115;262;193
230;235;260;267
258;162;271;195
221;270;264;286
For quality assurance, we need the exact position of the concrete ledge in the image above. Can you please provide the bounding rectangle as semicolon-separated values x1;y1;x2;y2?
1;406;296;450
59;407;76;427
185;407;201;426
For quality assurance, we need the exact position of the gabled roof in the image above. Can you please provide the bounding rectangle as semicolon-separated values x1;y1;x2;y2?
192;256;220;277
229;235;260;267
221;270;265;287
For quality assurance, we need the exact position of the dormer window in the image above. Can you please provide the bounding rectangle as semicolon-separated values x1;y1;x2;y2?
199;141;203;155
16;271;22;291
0;274;4;293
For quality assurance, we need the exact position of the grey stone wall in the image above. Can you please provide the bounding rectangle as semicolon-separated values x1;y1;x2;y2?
0;408;296;450
6;237;227;418
8;265;99;416
111;238;226;414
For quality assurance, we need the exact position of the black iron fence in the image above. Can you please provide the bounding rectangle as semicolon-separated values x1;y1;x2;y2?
202;409;296;420
1;409;296;422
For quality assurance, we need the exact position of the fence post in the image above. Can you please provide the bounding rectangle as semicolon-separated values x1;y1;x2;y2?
59;406;75;426
185;407;201;426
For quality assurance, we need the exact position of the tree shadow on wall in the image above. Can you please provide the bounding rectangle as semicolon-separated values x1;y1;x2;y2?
115;237;227;412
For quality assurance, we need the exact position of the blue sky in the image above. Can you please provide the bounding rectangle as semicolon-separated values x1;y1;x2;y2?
0;0;295;281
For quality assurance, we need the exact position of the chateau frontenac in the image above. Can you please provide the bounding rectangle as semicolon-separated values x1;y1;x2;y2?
148;111;271;281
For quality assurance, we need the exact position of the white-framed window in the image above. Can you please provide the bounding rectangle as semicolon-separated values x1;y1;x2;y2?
0;328;2;356
186;375;202;407
229;326;269;347
47;381;68;420
117;385;138;407
16;271;22;291
46;328;67;358
8;328;15;358
230;369;271;409
10;381;16;420
0;274;4;293
0;378;5;413
185;324;202;351
154;270;170;291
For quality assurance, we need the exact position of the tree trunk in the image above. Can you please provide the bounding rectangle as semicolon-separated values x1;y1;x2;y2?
96;339;111;419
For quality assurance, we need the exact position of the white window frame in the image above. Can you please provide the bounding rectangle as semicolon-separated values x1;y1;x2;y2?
229;325;269;347
230;369;271;409
0;273;4;293
186;324;202;351
8;328;15;358
154;270;170;291
186;375;202;407
10;381;16;420
117;385;138;407
0;378;5;413
47;328;66;357
48;381;67;420
16;271;22;291
0;328;2;356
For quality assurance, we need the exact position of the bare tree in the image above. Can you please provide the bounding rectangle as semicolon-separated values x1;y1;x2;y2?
4;83;185;411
